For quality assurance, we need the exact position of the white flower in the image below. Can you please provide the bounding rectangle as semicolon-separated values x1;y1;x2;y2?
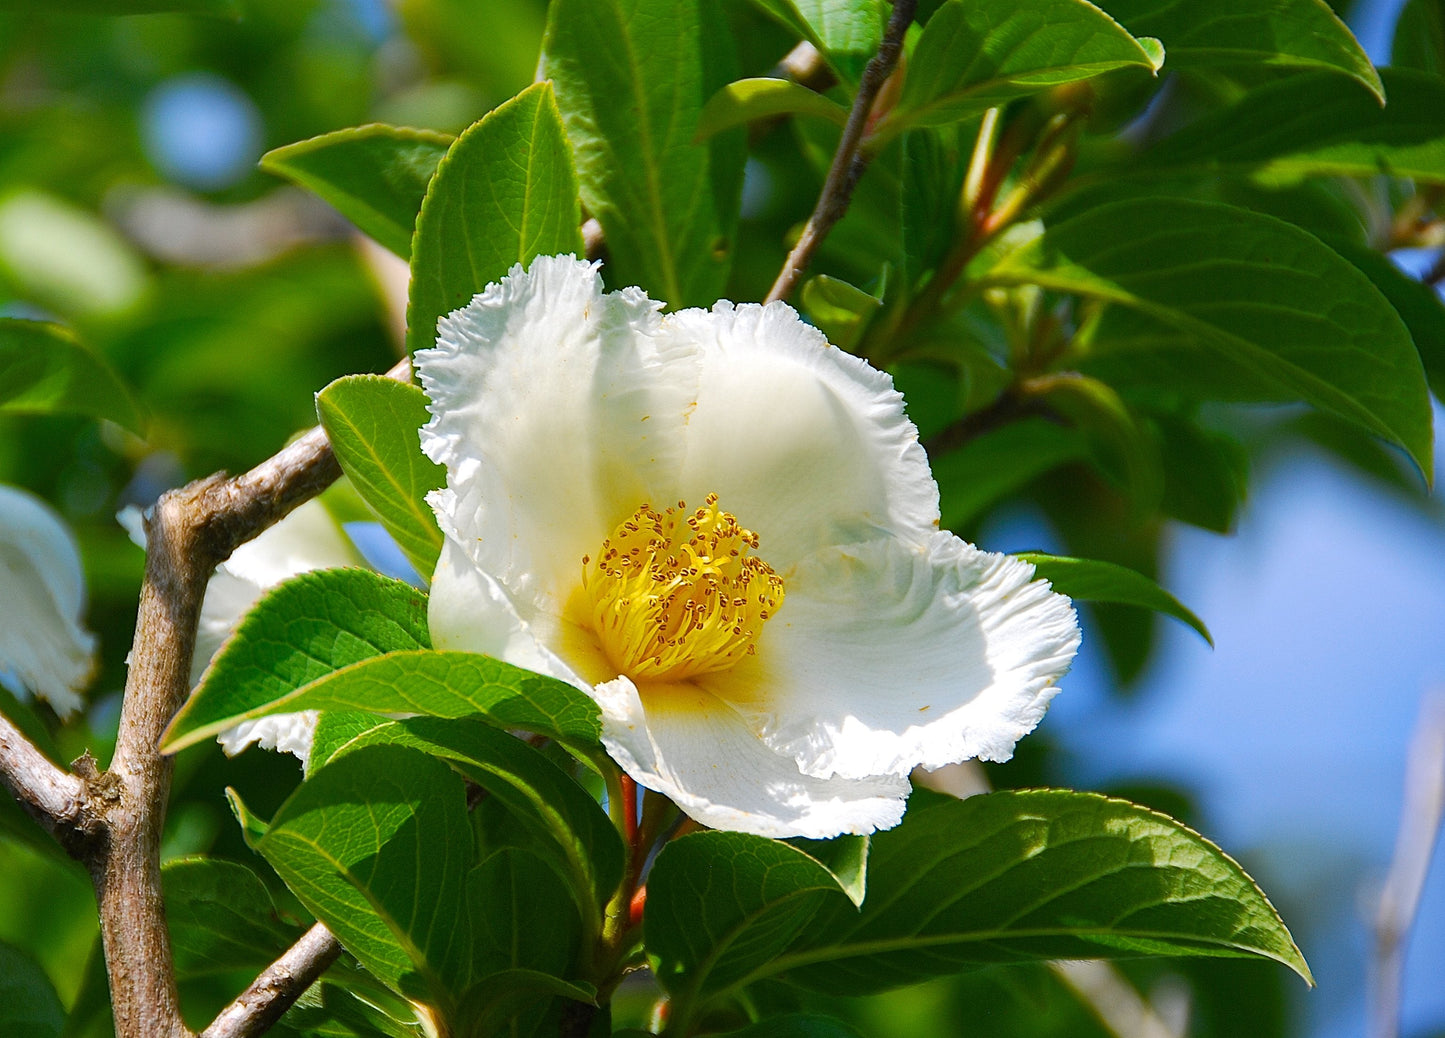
0;484;96;717
417;256;1080;839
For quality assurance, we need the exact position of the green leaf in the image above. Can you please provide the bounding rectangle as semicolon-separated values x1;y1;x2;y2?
1018;553;1211;646
696;78;850;141
786;834;869;908
543;0;745;307
255;745;473;1011
765;789;1312;995
456;969;597;1038
163;858;301;977
0;319;143;432
931;417;1089;528
406;82;582;357
164;569;430;752
746;0;882;83
646;831;848;1012
1393;0;1445;76
0;941;63;1038
1142;69;1445;186
261;125;452;259
801;274;882;351
318;716;623;934
1100;0;1382;101
316;375;445;581
1324;238;1445;402
889;0;1160;132
1032;373;1161;506
718;1015;867;1038
468;848;581;979
985;198;1434;479
168;649;602;754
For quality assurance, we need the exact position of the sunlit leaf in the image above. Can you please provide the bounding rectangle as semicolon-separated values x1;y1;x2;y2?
163;568;430;752
888;0;1159;133
746;0;883;83
1019;553;1212;646
169;649;602;754
406;82;582;357
543;0;744;307
696;78;850;141
647;831;847;1009
317;374;445;581
769;789;1313;994
318;716;623;930
253;746;473;1012
261;124;452;259
1101;0;1382;100
985;198;1433;478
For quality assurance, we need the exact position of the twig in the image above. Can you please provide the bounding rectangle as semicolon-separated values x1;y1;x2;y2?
200;923;345;1038
1371;691;1445;1038
88;355;410;1038
764;0;917;304
921;387;1050;458
0;714;97;857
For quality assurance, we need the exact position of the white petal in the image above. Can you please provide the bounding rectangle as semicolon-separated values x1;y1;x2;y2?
0;485;96;716
217;711;319;765
191;500;360;762
594;675;910;839
416;255;699;617
664;300;939;567
426;533;591;689
717;532;1080;780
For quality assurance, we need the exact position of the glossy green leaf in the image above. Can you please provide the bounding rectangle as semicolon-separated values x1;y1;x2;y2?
747;0;882;83
0;942;63;1038
164;568;430;752
889;0;1159;132
1142;69;1445;186
1325;238;1445;401
543;0;744;307
1393;0;1445;76
1018;553;1211;646
261;124;452;259
932;417;1089;528
985;198;1434;478
1100;0;1382;100
764;789;1312;995
316;374;445;581
646;831;848;1012
318;716;623;932
169;649;602;754
163;858;301;976
406;82;582;357
696;78;850;141
255;746;473;1011
0;319;143;432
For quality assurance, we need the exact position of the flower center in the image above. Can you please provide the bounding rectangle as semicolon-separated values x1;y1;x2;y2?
581;494;785;682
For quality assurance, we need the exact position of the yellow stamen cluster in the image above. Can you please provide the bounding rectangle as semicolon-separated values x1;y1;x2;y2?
582;494;785;681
